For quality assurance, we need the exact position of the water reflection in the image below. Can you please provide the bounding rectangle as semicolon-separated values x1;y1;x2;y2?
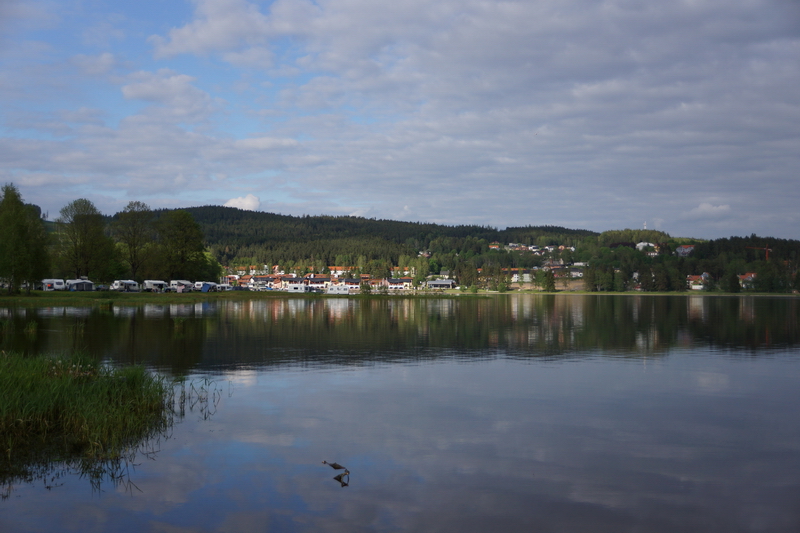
1;295;798;374
0;377;222;499
1;296;799;532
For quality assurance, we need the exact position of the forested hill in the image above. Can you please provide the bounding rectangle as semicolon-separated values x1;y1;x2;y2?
176;205;599;267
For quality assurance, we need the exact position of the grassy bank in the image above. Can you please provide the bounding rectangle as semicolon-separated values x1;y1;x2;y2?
0;289;292;307
0;351;173;460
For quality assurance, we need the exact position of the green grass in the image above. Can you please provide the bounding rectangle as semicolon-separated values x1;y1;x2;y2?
0;351;173;461
0;289;299;307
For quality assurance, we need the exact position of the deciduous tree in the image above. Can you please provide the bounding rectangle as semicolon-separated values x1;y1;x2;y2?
56;198;116;279
113;201;153;281
0;184;50;293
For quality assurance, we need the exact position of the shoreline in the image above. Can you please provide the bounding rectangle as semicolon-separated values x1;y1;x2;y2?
1;289;797;307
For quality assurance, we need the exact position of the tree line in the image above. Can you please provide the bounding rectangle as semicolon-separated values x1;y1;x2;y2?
579;233;800;293
3;188;798;294
0;184;220;294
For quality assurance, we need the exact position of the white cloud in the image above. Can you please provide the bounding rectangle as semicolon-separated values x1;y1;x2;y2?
224;194;261;211
3;0;800;239
684;203;732;219
235;137;298;150
72;52;117;75
121;69;220;120
149;0;271;58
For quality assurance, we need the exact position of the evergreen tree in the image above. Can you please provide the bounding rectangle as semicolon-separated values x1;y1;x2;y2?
543;270;557;292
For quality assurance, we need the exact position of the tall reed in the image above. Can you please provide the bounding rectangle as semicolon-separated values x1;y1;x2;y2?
0;351;173;460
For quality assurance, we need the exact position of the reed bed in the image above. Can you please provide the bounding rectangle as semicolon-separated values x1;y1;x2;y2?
0;350;173;461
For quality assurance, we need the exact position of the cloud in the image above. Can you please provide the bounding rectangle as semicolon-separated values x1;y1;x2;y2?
224;194;261;211
149;0;271;58
72;52;117;75
683;203;733;220
121;69;220;120
3;0;800;239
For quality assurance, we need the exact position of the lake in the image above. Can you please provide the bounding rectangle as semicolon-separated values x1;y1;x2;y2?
2;294;799;532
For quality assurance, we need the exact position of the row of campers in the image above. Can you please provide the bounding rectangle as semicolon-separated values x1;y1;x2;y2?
42;278;95;291
38;279;230;292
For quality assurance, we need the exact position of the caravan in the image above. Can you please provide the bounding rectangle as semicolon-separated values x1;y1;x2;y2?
194;281;218;292
170;280;193;293
111;280;139;292
142;280;168;292
42;279;66;291
66;279;95;291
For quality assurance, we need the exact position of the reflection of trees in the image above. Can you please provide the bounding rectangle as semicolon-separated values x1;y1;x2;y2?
1;378;221;500
5;306;210;375
1;434;167;500
2;296;798;371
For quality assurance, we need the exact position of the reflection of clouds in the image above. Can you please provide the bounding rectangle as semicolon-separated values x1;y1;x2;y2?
6;352;800;532
692;372;729;393
222;369;257;386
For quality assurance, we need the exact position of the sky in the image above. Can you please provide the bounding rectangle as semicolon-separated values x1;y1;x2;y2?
1;0;799;240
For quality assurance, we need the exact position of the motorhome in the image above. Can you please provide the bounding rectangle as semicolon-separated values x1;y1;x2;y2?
193;281;218;291
142;280;168;292
286;284;309;293
326;285;350;295
195;281;218;292
111;280;139;292
42;279;66;291
170;280;193;292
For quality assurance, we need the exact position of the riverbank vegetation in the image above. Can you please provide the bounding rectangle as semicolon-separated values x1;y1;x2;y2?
0;350;177;498
0;351;173;460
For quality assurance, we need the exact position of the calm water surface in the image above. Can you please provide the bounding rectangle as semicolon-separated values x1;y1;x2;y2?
2;294;799;532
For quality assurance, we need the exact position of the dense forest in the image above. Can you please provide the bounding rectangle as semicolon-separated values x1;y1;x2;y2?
180;205;598;271
580;233;800;293
176;206;799;293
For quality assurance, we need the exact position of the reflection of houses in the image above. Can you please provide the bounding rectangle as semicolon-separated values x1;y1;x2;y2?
687;295;707;321
738;272;757;289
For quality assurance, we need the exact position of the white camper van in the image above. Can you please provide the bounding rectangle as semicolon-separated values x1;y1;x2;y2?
142;280;168;292
111;280;139;292
170;280;193;292
42;279;66;291
194;281;218;292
